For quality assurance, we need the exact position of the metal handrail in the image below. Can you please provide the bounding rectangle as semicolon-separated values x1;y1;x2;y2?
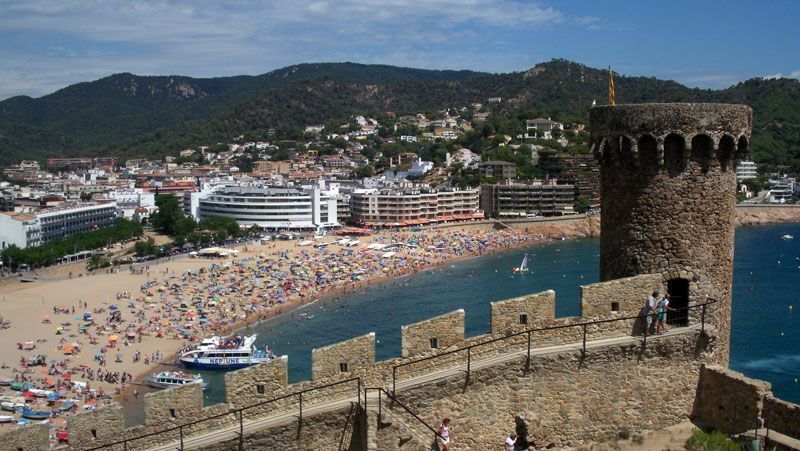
392;299;718;394
86;377;362;450
364;387;444;442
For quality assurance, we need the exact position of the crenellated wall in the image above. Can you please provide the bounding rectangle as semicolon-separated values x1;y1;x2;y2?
491;290;555;336
312;332;375;380
224;355;288;408
580;273;662;318
0;423;49;451
401;309;465;357
0;273;752;450
144;380;204;426
67;403;126;447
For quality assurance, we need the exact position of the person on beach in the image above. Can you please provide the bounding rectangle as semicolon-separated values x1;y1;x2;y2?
656;293;675;335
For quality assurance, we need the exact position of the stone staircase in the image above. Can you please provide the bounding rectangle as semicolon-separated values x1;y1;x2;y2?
369;404;434;451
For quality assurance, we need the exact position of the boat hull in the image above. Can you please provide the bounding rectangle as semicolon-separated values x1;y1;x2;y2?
179;358;270;370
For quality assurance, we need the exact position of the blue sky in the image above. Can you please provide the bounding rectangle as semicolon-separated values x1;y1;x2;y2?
0;0;798;100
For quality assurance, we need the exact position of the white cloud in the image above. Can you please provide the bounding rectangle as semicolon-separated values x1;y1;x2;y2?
763;69;800;80
0;0;600;99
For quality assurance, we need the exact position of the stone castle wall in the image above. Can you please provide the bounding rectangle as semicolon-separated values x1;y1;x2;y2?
691;364;800;445
0;273;718;451
590;103;752;366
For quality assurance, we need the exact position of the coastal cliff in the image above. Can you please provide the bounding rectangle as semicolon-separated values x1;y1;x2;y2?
735;205;800;227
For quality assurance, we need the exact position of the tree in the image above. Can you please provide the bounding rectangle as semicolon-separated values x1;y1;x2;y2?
152;194;184;236
574;196;590;213
354;164;374;178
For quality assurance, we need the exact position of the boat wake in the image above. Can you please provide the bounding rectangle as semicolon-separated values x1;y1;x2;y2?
737;353;800;375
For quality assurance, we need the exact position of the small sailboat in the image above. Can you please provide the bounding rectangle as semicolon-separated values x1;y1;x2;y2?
513;254;530;274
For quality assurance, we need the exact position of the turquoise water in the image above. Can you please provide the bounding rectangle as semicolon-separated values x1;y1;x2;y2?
190;224;800;405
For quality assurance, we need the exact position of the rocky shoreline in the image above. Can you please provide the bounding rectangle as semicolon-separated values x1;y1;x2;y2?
735;205;800;227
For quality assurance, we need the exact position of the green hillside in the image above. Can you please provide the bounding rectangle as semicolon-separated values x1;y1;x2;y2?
1;60;799;170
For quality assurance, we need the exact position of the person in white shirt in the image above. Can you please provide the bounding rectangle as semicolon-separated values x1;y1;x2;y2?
505;432;518;451
643;290;659;336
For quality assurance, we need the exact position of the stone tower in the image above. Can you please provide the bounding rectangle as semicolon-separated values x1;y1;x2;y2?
589;103;752;363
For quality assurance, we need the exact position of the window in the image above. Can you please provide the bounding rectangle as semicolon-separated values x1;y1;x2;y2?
611;302;620;312
91;429;97;439
518;314;528;325
170;408;177;419
339;362;349;373
256;384;265;395
430;338;438;349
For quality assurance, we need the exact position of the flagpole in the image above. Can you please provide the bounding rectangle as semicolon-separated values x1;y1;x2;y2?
608;66;616;106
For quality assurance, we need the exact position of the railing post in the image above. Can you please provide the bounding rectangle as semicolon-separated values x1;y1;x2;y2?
179;425;184;451
238;409;244;451
701;304;707;334
392;366;397;397
123;440;129;451
466;347;471;385
525;330;531;373
299;392;303;425
378;389;382;424
582;323;587;356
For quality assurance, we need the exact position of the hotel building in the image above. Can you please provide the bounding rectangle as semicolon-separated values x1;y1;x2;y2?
480;180;575;218
349;188;482;226
0;202;117;249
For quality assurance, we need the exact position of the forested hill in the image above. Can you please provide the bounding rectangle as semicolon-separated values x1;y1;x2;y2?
0;63;486;164
1;59;799;169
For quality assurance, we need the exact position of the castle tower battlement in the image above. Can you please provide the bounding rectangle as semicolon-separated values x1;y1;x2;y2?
590;103;752;364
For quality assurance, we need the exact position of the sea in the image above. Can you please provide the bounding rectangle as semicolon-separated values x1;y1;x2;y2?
126;223;800;422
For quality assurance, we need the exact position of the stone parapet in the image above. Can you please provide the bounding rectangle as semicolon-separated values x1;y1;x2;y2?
312;332;376;380
491;290;555;336
224;355;288;408
691;364;772;434
401;309;465;357
764;396;800;440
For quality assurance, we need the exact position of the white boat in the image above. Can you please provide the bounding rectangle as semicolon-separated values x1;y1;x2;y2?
144;371;207;390
0;415;14;423
179;334;274;370
1;401;24;412
513;254;530;274
782;234;794;240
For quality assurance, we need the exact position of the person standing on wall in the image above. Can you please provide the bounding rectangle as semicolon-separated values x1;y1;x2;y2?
642;290;659;336
656;293;676;335
505;432;518;451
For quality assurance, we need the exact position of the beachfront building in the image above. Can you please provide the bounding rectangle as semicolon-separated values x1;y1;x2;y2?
0;202;117;249
195;186;338;231
736;160;758;182
108;189;156;220
480;180;575;218
349;187;482;226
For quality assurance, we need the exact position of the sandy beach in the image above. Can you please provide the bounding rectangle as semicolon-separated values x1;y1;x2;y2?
0;219;599;442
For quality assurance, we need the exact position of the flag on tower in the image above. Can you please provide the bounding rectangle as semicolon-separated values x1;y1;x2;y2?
608;66;616;106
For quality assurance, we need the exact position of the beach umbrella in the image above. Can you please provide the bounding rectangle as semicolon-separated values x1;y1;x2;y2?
108;335;118;342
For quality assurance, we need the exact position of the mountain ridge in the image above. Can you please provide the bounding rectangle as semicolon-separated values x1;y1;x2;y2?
1;60;798;169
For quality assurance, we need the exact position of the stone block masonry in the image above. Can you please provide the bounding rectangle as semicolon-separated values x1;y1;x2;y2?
591;103;752;366
312;332;375;380
225;355;288;408
764;396;800;440
580;273;662;318
490;290;555;336
0;423;49;451
67;403;126;448
401;309;465;357
144;380;204;427
691;364;771;434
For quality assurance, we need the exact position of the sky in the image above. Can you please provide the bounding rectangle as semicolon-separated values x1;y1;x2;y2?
1;0;799;100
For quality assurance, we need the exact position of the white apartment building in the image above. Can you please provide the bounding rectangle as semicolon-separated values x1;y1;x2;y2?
109;189;156;219
194;186;338;231
0;202;117;250
736;160;758;182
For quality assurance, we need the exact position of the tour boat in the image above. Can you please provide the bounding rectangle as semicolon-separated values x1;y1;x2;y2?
512;254;530;274
144;371;207;390
178;334;274;370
